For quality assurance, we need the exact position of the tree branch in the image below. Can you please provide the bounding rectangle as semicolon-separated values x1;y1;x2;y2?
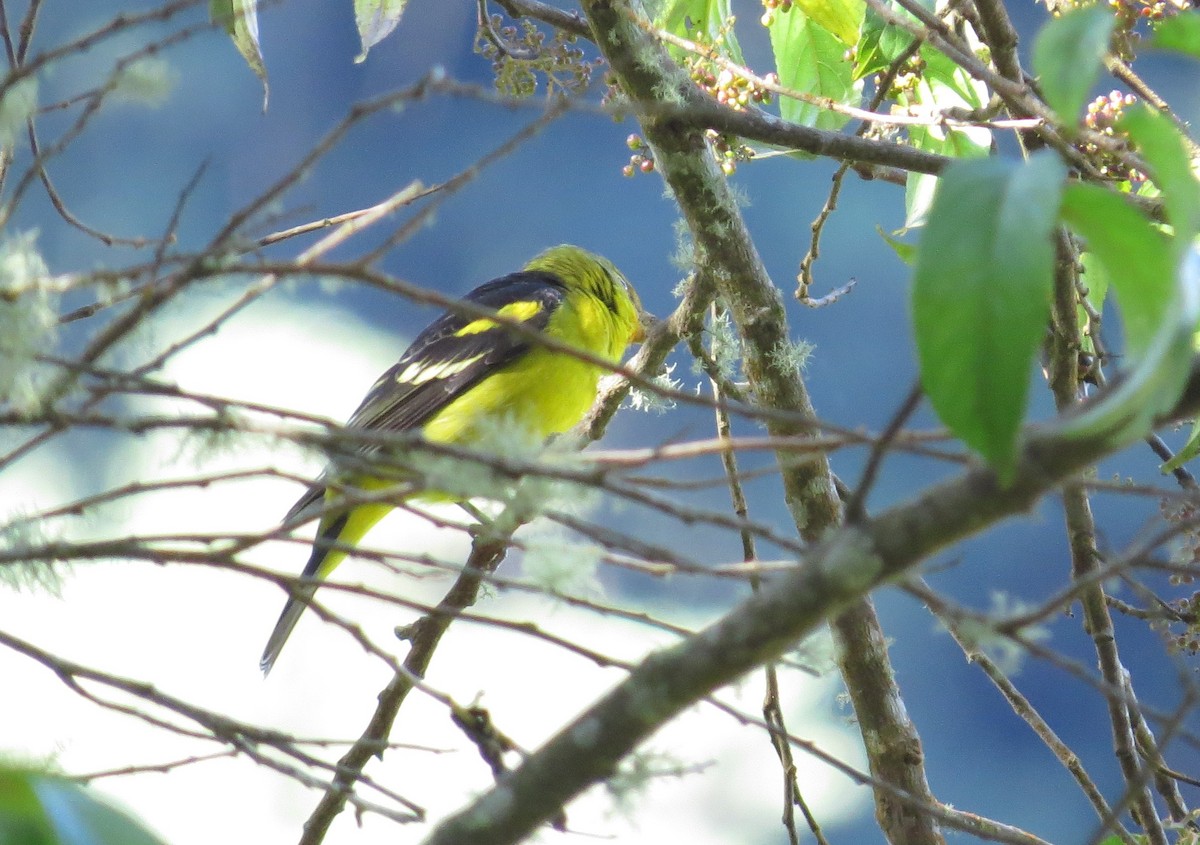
420;356;1200;844
580;6;946;845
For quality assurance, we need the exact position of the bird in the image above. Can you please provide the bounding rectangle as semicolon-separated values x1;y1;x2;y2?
260;245;645;675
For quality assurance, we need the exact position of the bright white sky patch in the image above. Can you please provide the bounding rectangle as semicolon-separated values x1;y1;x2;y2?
0;290;869;844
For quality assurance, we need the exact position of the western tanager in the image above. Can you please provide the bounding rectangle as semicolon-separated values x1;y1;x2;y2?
260;245;644;674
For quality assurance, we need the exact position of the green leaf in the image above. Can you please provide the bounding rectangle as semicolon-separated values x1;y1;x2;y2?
354;0;409;63
877;225;916;264
1060;186;1200;456
35;779;168;845
1162;417;1200;471
1078;249;1108;355
1119;104;1200;247
789;0;865;47
653;0;744;65
905;125;990;228
1148;11;1200;59
901;46;991;227
919;45;990;111
1056;246;1200;451
1079;250;1108;315
912;153;1067;481
768;8;860;131
904;172;938;230
853;0;926;79
210;0;268;109
0;770;49;845
1061;182;1174;355
1032;6;1114;131
0;768;168;845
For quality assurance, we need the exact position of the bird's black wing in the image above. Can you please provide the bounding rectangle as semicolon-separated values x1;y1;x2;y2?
345;271;565;433
284;272;566;523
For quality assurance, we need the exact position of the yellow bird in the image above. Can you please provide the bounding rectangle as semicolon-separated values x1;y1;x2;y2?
260;245;644;674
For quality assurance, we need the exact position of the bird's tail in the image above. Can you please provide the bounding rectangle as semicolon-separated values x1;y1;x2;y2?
259;501;343;672
260;511;348;676
260;586;316;676
260;491;393;675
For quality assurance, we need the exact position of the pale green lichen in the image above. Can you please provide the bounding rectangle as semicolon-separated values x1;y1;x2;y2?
948;591;1052;675
627;362;679;414
650;79;686;107
405;417;598;522
0;511;65;596
818;527;884;594
94;276;134;308
705;309;740;382
404;423;536;505
670;219;695;278
171;409;273;469
708;219;732;240
770;337;814;376
605;748;698;815
505;452;599;524
520;530;604;599
0;232;56;415
726;180;751;209
112;56;177;107
787;627;839;675
0;76;37;146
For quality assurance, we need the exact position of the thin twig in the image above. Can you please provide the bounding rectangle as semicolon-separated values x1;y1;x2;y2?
919;578;1139;845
